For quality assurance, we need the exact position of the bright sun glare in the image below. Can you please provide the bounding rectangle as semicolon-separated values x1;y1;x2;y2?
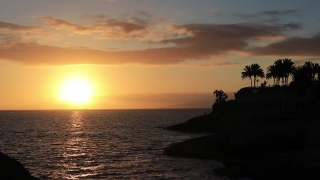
59;77;92;104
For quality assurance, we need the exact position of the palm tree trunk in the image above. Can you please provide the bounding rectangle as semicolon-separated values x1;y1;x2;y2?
285;77;287;86
312;73;315;81
273;78;275;86
250;77;252;88
285;76;288;86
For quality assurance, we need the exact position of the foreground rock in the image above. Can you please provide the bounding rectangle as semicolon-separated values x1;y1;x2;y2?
0;151;38;180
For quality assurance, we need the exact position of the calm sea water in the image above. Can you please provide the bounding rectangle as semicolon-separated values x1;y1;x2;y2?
0;109;225;179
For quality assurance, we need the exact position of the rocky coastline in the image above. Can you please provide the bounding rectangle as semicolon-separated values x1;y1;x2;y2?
164;87;320;180
0;151;38;180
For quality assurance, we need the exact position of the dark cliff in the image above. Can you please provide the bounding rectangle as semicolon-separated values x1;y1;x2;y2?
0;151;38;180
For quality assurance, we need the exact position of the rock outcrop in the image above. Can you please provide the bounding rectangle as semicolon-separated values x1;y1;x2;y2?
164;87;320;179
0;151;38;180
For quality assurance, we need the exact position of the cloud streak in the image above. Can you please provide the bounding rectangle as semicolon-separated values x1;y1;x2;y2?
0;13;317;66
235;10;298;23
40;16;152;39
0;18;305;65
159;23;301;56
249;33;320;56
0;21;40;31
0;41;232;65
41;17;94;33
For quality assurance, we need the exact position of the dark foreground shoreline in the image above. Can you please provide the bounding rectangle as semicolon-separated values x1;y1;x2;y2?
0;151;38;180
163;98;320;179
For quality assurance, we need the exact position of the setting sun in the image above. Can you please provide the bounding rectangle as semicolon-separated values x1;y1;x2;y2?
59;77;93;104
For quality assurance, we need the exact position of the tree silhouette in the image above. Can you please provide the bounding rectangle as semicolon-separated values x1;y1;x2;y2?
241;65;253;87
260;80;268;88
312;63;320;81
274;59;286;86
314;63;320;81
302;61;315;81
291;65;313;102
290;62;320;103
268;59;295;86
282;59;296;86
266;64;279;86
213;90;228;104
250;63;265;88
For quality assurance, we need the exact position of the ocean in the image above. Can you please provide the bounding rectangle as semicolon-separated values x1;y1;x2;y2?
0;109;225;179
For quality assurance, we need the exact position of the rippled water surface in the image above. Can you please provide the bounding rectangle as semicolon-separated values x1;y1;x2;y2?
0;109;225;179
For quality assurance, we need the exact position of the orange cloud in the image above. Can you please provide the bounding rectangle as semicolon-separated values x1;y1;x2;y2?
0;21;40;32
40;16;151;39
0;20;300;65
0;17;311;65
0;42;220;65
0;21;46;44
41;16;96;34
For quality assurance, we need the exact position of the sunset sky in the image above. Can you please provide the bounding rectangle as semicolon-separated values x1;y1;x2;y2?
0;0;319;110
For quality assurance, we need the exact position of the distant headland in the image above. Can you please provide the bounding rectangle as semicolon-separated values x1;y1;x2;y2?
164;59;320;180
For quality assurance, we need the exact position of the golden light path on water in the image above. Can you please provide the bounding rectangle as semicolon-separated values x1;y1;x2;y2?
57;111;102;179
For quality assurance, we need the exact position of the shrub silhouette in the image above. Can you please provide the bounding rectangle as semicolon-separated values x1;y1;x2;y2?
213;90;228;104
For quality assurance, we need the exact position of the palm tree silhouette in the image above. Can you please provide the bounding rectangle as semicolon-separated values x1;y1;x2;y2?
274;59;285;86
282;59;296;86
271;59;295;86
302;61;315;81
250;63;265;87
292;65;314;102
241;65;253;87
266;64;279;86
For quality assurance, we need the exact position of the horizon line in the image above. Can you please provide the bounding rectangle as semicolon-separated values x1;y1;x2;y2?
0;107;212;111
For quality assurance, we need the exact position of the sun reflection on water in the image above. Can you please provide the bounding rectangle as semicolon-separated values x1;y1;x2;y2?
64;111;85;158
59;111;102;179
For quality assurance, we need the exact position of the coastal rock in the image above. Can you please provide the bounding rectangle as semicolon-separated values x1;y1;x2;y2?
249;148;320;180
166;114;215;133
164;74;320;180
164;120;320;179
0;151;38;180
